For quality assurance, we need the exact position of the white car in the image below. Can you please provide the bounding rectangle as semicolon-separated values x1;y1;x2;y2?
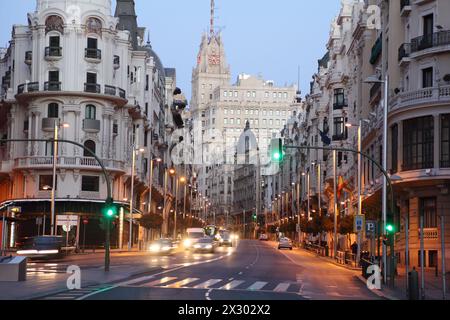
278;237;293;250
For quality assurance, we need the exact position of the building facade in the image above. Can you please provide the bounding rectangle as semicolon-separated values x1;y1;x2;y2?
0;0;178;249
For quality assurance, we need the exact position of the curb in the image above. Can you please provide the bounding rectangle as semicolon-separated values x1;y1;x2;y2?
354;275;400;300
300;248;362;271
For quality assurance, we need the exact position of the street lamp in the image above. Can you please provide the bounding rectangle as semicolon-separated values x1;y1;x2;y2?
128;142;145;251
50;121;69;236
346;119;370;265
147;157;162;216
364;73;389;285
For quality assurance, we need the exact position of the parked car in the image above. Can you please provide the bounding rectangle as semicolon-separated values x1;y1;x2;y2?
259;234;269;241
278;237;293;250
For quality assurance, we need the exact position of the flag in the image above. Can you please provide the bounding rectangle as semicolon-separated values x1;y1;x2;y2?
319;130;331;145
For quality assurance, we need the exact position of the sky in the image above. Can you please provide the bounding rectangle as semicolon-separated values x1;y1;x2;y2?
0;0;341;100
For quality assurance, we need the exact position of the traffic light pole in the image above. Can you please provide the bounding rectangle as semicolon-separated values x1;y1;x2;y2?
284;144;396;286
1;139;113;272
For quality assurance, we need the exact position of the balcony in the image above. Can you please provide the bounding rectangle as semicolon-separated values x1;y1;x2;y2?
118;88;126;99
84;83;101;94
400;0;411;17
44;81;61;91
418;228;439;240
398;43;411;66
14;156;126;173
44;47;62;60
17;82;39;95
390;85;450;113
113;55;120;70
83;119;101;133
25;51;32;65
42;118;58;132
411;31;450;55
85;48;102;62
333;99;348;110
104;85;116;96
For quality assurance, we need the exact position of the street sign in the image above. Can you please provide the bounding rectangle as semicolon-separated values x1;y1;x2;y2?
62;225;72;232
36;217;43;225
56;215;78;227
354;215;365;233
366;221;377;234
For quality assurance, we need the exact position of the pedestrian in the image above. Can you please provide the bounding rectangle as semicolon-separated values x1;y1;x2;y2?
351;241;358;257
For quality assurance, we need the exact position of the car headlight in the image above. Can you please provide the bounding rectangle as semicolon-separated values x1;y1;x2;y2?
193;244;201;249
205;245;213;249
161;246;172;251
184;239;192;247
150;245;161;252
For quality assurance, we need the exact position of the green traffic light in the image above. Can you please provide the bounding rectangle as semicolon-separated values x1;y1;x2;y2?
386;224;394;233
106;208;115;217
272;152;281;161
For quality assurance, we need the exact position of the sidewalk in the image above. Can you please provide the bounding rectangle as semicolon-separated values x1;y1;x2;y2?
358;266;449;300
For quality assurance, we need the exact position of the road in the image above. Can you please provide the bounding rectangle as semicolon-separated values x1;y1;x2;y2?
32;240;381;300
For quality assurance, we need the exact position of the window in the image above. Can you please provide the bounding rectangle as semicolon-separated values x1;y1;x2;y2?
49;36;60;49
237;109;241;115
82;176;100;192
87;37;98;49
224;118;228;125
252;91;256;98
423;14;434;37
237;119;241;125
265;92;269;98
86;72;97;84
84;140;96;157
224;91;228;97
230;109;234;115
334;88;346;109
391;124;398;173
45;140;54;156
419;197;437;228
48;70;59;83
441;114;450;167
48;103;59;118
39;175;57;191
273;92;277;98
224;109;228;115
85;105;96;120
422;67;433;88
333;117;348;140
403;116;434;170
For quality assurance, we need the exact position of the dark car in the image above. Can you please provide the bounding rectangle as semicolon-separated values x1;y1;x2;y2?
148;239;177;255
192;237;218;253
16;236;63;259
218;231;233;247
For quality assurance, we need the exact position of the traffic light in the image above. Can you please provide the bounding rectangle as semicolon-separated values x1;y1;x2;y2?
386;224;395;234
103;198;118;219
252;213;257;221
270;138;284;163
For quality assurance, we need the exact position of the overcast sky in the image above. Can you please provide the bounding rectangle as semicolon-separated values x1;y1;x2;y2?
0;0;341;100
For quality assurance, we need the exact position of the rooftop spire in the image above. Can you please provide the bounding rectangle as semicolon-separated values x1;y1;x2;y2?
115;0;139;50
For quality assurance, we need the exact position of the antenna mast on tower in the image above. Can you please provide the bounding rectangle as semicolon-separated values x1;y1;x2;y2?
210;0;215;37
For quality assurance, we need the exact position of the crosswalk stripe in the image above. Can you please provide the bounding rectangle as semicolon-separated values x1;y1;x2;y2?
219;280;245;290
142;277;178;287
273;283;291;292
164;278;200;288
247;282;268;291
194;279;223;289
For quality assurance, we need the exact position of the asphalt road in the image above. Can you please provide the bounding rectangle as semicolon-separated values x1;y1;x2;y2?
61;240;381;301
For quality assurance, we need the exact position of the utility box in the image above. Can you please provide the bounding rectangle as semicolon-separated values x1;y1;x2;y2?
0;256;28;282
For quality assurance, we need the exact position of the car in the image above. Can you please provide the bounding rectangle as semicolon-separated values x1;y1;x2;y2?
192;237;218;253
148;239;177;255
278;237;293;250
259;234;269;241
183;228;206;250
16;236;64;260
218;231;233;247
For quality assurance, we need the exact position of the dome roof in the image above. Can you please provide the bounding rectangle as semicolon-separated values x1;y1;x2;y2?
142;43;165;79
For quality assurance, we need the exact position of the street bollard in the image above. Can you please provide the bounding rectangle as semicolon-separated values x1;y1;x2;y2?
408;267;420;300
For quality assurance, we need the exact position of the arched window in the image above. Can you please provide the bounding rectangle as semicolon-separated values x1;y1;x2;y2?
48;103;59;118
84;140;96;157
85;105;96;120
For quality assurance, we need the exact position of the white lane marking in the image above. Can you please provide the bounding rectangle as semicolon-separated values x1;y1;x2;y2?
77;249;235;300
205;289;213;301
273;283;291;293
164;278;200;288
219;280;245;290
194;279;223;289
238;272;243;275
247;281;268;291
142;277;178;287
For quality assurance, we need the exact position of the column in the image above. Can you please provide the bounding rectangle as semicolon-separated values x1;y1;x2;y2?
434;115;440;170
34;112;41;156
